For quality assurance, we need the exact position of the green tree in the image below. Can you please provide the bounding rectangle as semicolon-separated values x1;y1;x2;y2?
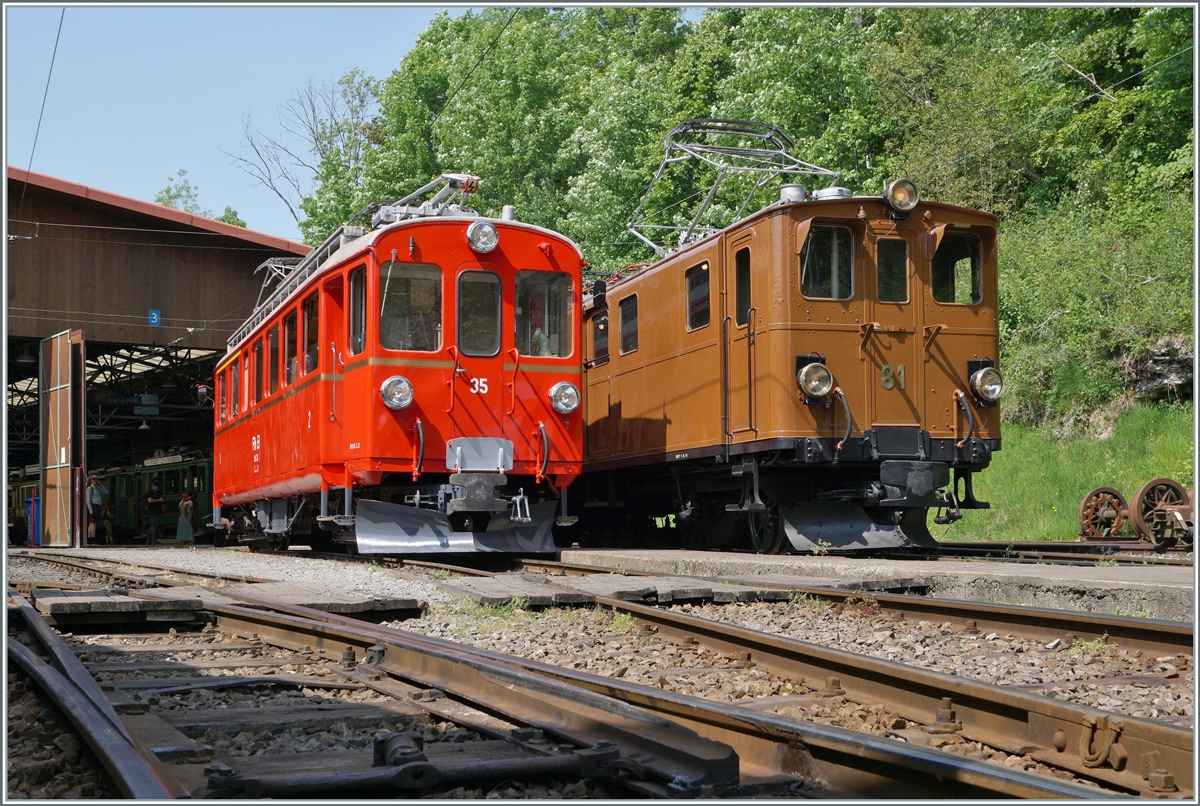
154;169;246;227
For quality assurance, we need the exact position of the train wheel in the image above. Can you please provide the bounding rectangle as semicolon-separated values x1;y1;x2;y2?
1078;487;1126;539
1130;478;1186;549
748;502;786;555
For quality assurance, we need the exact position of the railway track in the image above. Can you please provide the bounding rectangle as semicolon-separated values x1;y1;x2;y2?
8;549;1193;798
901;541;1193;567
6;578;1111;800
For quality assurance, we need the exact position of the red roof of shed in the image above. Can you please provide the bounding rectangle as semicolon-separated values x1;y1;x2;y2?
7;166;310;256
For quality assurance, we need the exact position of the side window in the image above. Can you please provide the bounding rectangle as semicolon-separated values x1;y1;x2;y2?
800;225;853;299
516;270;572;357
217;371;226;425
267;326;280;396
379;262;442;352
685;262;710;330
283;310;297;385
619;295;638;354
253;340;264;404
303;293;319;374
591;314;609;364
932;231;982;304
349;266;367;355
458;271;501;356
230;359;240;416
877;239;908;303
735;247;751;326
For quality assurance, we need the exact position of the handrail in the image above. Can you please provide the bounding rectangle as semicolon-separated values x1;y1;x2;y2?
720;316;731;437
955;390;976;449
506;348;520;415
536;422;549;483
746;306;757;432
411;419;425;481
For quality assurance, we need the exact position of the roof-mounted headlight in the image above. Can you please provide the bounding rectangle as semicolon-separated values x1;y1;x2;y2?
549;381;580;414
884;179;919;212
381;376;415;410
466;220;499;253
969;366;1004;402
797;363;834;398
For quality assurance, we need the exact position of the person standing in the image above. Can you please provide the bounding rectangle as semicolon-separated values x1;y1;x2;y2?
143;482;165;545
86;476;108;543
177;494;196;544
101;504;114;544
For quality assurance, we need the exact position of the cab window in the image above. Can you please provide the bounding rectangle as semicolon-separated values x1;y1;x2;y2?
735;247;751;326
932;231;982;304
218;372;226;424
877;239;908;303
591;314;609;365
516;271;572;357
458;271;501;356
619;295;638;354
349;266;367;355
379;262;442;352
685;263;710;330
800;226;853;299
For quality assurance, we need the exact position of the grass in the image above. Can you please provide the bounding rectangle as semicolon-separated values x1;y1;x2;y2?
939;401;1193;543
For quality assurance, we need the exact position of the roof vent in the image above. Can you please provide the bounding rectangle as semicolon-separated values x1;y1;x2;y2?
780;184;807;204
813;186;852;201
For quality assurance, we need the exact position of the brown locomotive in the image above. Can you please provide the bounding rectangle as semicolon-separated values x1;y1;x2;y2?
575;120;1004;553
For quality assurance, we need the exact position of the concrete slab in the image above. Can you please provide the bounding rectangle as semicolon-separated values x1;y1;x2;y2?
559;549;1195;622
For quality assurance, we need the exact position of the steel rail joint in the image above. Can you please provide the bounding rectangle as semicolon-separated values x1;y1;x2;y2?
200;594;1112;799
202;599;737;792
597;596;1192;797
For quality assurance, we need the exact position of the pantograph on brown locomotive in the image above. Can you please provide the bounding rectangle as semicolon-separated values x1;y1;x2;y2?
575;119;1005;553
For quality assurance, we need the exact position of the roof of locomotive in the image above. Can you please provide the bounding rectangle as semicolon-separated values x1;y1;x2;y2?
596;194;999;296
221;215;584;363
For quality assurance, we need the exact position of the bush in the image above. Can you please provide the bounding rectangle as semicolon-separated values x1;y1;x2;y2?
998;194;1193;423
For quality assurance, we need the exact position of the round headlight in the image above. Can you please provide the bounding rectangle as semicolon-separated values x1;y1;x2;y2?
466;220;499;253
884;178;919;212
549;381;580;414
797;363;834;398
380;375;415;410
970;366;1004;402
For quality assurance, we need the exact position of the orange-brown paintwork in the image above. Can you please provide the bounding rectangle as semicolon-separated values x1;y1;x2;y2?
584;197;1001;467
213;219;584;509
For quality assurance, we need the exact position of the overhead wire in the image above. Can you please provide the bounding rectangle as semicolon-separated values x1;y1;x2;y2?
17;7;65;220
430;9;520;127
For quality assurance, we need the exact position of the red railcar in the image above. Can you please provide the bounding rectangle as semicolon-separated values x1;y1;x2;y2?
212;175;583;553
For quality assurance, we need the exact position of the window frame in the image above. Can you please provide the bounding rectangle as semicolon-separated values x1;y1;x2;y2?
876;238;909;304
799;224;855;301
618;294;639;355
252;340;264;404
684;262;711;331
378;261;443;353
302;293;319;375
283;309;297;386
457;270;503;357
217;371;226;425
230;359;240;417
348;265;367;356
267;325;280;396
734;247;751;326
515;269;573;357
931;230;983;306
589;313;609;367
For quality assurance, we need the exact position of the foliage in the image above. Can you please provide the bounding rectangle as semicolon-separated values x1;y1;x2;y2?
940;401;1193;543
268;7;1190;417
155;169;206;214
155;169;245;227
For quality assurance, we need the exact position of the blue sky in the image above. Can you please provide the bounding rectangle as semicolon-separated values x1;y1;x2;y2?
5;6;467;241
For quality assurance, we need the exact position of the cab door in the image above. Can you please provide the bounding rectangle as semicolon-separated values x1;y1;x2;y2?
722;233;757;440
865;231;922;427
450;265;506;452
